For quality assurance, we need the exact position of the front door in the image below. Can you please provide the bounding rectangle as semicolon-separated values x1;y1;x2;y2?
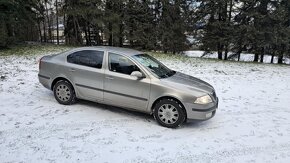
104;52;150;111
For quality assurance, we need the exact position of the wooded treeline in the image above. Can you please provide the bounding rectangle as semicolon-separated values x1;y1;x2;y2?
0;0;290;63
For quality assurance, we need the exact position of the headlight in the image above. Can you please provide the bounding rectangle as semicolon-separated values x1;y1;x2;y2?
194;95;212;104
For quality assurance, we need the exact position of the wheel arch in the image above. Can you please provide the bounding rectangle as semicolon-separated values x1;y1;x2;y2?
51;77;74;91
151;96;187;117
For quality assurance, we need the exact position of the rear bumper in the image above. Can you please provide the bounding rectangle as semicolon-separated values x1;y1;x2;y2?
184;98;218;120
38;74;51;90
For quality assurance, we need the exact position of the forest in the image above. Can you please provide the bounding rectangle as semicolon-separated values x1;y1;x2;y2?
0;0;290;63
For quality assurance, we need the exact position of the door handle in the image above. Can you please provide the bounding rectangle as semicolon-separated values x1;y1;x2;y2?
69;68;76;72
106;76;114;80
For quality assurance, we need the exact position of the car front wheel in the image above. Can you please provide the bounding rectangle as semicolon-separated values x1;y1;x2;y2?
53;80;76;105
153;99;186;128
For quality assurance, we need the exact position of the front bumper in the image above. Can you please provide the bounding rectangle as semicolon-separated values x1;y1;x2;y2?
184;98;218;120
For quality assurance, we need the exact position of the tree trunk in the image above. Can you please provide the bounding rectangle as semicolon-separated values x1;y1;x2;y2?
254;53;259;62
218;51;223;60
45;2;52;43
84;25;89;46
63;14;66;44
260;47;264;63
129;28;133;47
223;0;233;61
278;54;283;64
37;20;42;42
154;0;161;51
106;1;113;46
270;53;274;63
6;21;13;37
108;23;113;46
95;27;101;45
42;20;47;42
88;24;92;45
99;29;104;45
50;13;53;43
260;54;264;63
217;43;223;60
224;46;228;60
26;26;29;41
228;0;233;22
119;23;123;47
73;16;78;45
237;45;243;61
56;0;59;45
217;5;224;60
118;2;124;47
30;24;33;41
278;45;285;64
253;44;259;62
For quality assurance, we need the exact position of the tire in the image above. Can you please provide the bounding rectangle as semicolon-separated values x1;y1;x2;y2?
153;99;186;128
53;80;76;105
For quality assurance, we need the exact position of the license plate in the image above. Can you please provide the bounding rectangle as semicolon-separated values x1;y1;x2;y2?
206;112;212;118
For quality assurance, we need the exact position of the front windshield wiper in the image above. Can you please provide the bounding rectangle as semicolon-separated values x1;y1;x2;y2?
160;70;176;78
167;70;176;77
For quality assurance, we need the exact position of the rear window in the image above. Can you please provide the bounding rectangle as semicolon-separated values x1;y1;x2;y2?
67;50;104;69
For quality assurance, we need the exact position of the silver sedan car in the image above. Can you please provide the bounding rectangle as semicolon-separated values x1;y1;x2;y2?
38;46;218;128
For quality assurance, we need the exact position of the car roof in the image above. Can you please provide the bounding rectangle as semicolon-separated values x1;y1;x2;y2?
70;46;143;57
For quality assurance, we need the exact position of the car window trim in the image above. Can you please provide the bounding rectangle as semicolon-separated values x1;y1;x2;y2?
107;52;147;77
66;50;105;69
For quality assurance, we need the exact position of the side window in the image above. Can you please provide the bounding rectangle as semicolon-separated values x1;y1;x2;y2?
67;50;104;69
108;53;140;75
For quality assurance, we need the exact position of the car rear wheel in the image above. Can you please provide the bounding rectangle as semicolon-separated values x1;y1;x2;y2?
53;80;76;105
153;99;186;128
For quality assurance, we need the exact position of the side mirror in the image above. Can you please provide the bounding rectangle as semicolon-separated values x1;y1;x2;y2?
130;71;144;79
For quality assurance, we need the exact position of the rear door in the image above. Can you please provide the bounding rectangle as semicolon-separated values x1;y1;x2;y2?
66;50;104;101
104;52;151;111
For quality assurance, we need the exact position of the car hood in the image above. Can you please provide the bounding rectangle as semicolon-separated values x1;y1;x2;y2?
160;72;215;95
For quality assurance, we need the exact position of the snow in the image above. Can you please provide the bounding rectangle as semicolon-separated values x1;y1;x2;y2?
185;50;290;64
1;49;290;162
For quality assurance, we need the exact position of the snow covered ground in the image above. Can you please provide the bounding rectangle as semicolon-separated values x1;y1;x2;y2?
185;50;290;64
1;47;290;163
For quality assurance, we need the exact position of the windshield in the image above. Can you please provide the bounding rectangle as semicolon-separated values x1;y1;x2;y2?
132;54;176;78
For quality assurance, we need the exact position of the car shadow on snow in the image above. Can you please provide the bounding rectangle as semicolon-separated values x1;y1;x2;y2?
47;93;215;128
77;99;215;129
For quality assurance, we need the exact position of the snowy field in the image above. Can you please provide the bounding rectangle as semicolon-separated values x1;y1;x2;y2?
1;47;290;163
185;50;290;64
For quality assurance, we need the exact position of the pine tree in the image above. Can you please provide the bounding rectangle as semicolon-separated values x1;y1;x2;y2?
235;0;290;64
124;0;155;49
158;0;189;53
195;0;235;59
0;13;8;47
274;0;290;64
0;0;40;48
231;0;256;61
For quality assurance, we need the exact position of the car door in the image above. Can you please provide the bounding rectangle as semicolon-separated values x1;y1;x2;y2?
104;52;150;111
66;50;104;101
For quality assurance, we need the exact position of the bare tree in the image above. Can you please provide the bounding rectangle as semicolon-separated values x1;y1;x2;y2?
56;0;59;44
